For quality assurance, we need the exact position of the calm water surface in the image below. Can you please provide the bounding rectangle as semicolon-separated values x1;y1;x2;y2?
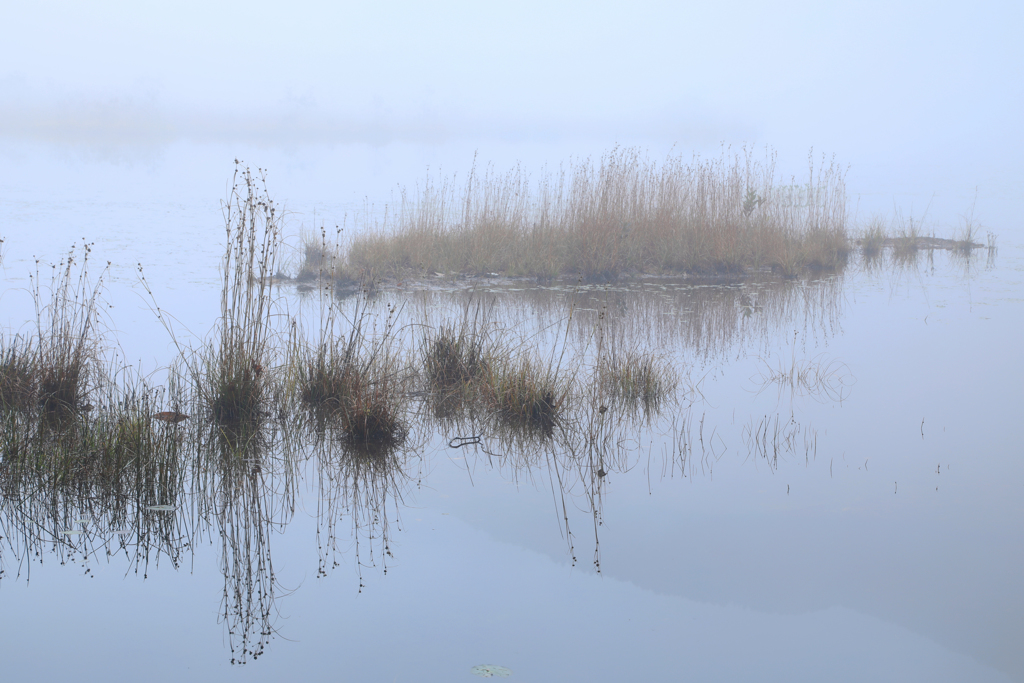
1;194;1021;683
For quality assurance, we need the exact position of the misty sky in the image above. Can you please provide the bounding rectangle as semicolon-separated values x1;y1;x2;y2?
1;0;1021;225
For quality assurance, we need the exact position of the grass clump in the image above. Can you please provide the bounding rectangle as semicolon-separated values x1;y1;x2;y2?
858;218;887;261
294;233;336;283
293;229;378;296
892;213;922;264
423;324;489;393
298;349;356;416
953;216;984;253
293;295;409;450
3;243;108;426
599;350;675;417
484;354;567;435
210;357;268;429
421;323;489;421
170;164;283;439
298;348;407;449
340;374;406;448
35;246;105;423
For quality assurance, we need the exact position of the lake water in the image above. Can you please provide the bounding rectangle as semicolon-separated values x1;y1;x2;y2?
1;154;1022;683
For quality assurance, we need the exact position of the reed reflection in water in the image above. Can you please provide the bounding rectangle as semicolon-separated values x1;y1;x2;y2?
0;251;855;662
10;173;996;668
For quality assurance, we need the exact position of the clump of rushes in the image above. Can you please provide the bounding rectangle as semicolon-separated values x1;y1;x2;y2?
298;347;407;449
953;216;984;253
341;370;406;449
419;301;495;420
599;350;675;417
295;298;409;450
892;214;921;264
29;243;107;425
421;324;489;420
299;348;356;417
485;354;567;435
858;218;888;261
423;324;489;394
200;164;282;437
210;357;267;428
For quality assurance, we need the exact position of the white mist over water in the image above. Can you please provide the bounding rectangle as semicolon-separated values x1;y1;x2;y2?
2;0;1021;226
2;2;1023;681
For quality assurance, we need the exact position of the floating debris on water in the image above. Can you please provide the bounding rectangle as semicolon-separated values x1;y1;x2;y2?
471;664;512;678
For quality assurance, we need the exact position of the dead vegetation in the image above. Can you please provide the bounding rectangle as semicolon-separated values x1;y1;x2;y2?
298;147;850;285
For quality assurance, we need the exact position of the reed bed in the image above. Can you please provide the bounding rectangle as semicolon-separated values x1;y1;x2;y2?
327;147;850;282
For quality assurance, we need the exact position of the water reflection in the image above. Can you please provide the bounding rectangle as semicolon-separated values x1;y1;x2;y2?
309;423;420;589
0;272;846;658
3;244;1011;672
193;423;299;665
0;385;192;582
399;273;847;367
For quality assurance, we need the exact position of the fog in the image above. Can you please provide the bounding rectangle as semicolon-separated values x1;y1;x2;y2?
2;4;1023;680
2;0;1021;229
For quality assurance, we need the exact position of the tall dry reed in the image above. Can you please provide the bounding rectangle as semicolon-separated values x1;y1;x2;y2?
343;147;849;281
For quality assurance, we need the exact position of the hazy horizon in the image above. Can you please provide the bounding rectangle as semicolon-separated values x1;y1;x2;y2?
2;1;1021;227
